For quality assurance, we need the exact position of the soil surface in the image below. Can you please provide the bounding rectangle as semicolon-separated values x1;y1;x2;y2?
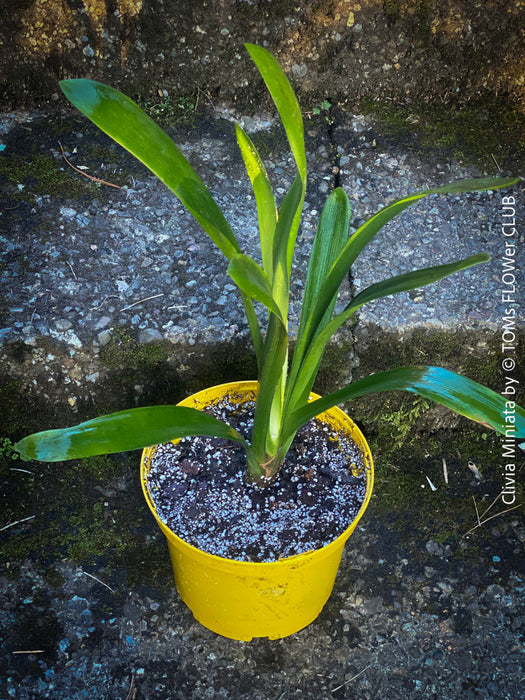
146;393;368;562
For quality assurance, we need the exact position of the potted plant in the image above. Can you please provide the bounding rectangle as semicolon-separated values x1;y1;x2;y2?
14;45;524;640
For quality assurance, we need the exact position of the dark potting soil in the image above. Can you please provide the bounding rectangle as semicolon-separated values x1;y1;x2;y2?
146;395;369;562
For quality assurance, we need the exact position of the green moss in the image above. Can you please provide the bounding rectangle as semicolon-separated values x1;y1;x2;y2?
0;447;172;588
0;375;45;437
42;567;65;588
248;126;290;163
361;98;525;171
83;454;122;481
349;328;524;470
100;328;167;373
135;92;201;127
0;152;99;200
66;500;127;562
313;338;354;395
183;339;258;395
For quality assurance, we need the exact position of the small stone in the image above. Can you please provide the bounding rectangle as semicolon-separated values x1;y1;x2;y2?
94;316;112;331
116;280;129;293
291;63;308;79
97;330;112;346
83;45;95;58
138;328;163;343
55;319;73;331
363;596;383;614
425;539;444;556
437;581;452;594
50;329;82;348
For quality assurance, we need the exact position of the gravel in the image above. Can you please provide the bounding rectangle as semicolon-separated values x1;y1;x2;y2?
0;109;522;355
1;500;523;699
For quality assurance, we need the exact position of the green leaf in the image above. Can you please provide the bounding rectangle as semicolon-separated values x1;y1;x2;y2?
288;188;351;398
350;252;490;311
235;124;277;280
284;366;525;439
250;314;289;465
59;80;240;261
245;44;306;182
59;79;264;362
297;188;351;342
14;406;248;462
300;177;520;368
245;44;306;273
227;253;285;323
288;252;491;414
271;173;304;313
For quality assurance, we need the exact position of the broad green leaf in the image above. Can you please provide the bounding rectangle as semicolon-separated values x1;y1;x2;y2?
60;80;240;260
271;173;304;313
283;366;525;440
299;177;520;368
14;406;249;462
349;252;489;310
235;124;277;280
245;44;306;273
245;44;306;182
297;188;351;342
289;188;351;393
287;252;490;411
228;253;285;323
59;79;264;363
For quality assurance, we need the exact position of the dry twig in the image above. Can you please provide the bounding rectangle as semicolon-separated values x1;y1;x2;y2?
67;261;77;280
0;515;35;533
126;673;137;700
442;458;448;484
331;664;373;693
80;569;116;593
89;294;120;311
472;495;481;528
426;475;437;491
58;142;121;189
120;293;164;312
463;493;522;537
491;153;501;171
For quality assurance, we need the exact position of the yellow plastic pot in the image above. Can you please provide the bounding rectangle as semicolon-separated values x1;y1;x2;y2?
141;381;374;640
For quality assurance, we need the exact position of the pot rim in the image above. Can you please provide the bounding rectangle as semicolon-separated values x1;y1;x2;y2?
140;380;374;568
